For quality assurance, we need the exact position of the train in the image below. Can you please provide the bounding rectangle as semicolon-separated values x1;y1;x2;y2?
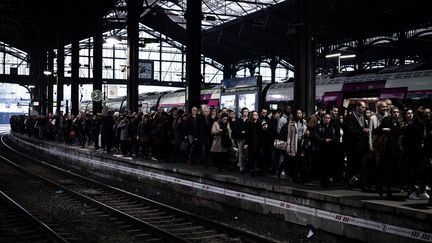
81;68;432;114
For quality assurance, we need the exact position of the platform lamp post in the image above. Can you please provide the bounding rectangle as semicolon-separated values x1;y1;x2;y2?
21;85;35;116
43;69;53;114
325;53;356;73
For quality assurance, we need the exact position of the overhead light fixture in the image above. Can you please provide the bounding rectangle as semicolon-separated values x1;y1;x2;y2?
325;53;341;58
105;35;121;46
325;53;356;73
43;70;52;76
340;54;356;59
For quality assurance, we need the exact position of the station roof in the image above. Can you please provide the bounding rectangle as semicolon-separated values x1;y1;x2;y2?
1;0;432;66
142;0;432;64
0;0;117;53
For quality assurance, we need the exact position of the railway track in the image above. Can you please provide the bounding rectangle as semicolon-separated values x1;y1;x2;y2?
1;134;275;243
0;190;69;243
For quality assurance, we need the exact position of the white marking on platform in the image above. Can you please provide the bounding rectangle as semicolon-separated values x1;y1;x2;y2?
15;135;432;242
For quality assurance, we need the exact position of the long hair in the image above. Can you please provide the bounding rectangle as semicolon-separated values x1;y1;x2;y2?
293;109;304;124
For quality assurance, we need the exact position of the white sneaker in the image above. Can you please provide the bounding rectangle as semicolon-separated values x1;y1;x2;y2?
419;192;430;200
409;192;420;200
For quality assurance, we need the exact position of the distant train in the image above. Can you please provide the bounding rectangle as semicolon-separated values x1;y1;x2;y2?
81;69;432;114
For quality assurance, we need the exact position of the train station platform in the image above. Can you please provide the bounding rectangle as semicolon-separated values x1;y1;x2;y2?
8;132;432;243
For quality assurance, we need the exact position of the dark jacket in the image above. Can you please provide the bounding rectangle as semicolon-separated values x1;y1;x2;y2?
245;120;263;150
373;116;403;159
233;117;248;141
187;115;199;138
402;119;424;156
345;112;368;153
313;122;337;153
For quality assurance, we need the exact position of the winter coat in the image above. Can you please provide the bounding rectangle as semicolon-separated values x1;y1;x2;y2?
245;120;263;150
286;119;306;156
313;122;337;155
369;113;386;151
233;117;248;141
117;119;130;141
345;112;368;153
373;117;403;160
211;121;232;153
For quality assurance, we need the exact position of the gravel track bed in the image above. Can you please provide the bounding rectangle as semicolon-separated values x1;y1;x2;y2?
0;162;146;243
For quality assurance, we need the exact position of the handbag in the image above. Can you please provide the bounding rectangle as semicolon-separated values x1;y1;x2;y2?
274;139;287;150
228;146;238;162
180;140;190;153
221;132;233;148
69;130;76;139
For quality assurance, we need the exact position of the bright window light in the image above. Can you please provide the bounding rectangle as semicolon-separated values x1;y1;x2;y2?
105;36;121;46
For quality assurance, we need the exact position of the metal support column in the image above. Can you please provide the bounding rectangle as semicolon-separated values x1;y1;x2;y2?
398;31;406;66
294;0;315;117
223;64;235;80
248;62;256;76
47;50;54;114
126;0;142;113
185;0;202;111
71;30;79;115
93;5;103;114
57;36;64;114
269;57;278;84
39;50;47;116
356;39;364;71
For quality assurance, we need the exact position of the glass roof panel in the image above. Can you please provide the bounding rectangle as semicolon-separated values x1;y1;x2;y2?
157;0;284;29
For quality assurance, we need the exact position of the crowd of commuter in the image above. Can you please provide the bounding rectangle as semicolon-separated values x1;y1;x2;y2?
9;99;432;202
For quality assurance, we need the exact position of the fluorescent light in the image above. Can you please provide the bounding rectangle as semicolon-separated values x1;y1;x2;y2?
43;70;52;75
340;54;356;59
325;53;341;58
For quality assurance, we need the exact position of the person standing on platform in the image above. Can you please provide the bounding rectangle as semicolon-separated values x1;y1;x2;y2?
345;101;370;189
103;111;115;153
275;106;291;177
307;104;326;178
286;109;307;183
55;111;66;143
92;113;102;150
402;109;430;200
244;111;263;176
211;113;232;171
369;101;388;190
117;114;130;155
329;106;344;183
313;113;337;187
421;108;432;204
138;114;152;159
234;107;249;172
260;108;270;124
373;106;403;198
201;107;213;167
186;107;201;164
